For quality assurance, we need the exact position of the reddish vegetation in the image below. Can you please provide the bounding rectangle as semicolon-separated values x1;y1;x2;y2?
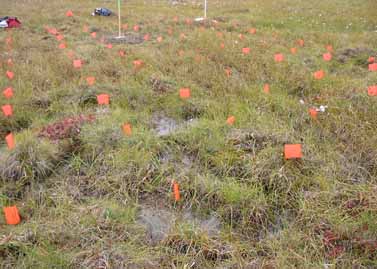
39;114;95;141
345;199;366;209
322;229;346;258
321;227;377;258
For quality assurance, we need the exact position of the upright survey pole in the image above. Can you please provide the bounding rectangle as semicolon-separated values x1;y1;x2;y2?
118;0;122;37
204;0;207;18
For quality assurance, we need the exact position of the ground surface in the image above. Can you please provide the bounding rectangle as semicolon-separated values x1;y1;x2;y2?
1;0;377;268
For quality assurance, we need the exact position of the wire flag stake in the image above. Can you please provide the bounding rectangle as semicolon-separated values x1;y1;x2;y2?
117;0;122;38
195;0;207;22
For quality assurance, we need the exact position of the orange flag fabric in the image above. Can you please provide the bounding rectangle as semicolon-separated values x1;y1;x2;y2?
284;144;303;160
122;123;132;136
2;104;13;116
179;88;191;99
3;206;21;225
226;116;235;125
3;87;13;99
97;94;110;105
6;133;15;150
173;181;180;201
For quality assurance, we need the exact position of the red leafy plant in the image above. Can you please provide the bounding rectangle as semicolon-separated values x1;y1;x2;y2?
39;114;95;141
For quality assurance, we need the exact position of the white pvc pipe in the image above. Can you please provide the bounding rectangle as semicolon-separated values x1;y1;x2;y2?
204;0;207;18
118;0;122;37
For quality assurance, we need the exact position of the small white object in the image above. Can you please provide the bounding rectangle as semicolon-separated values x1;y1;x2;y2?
299;99;305;105
0;20;8;28
319;105;327;112
195;17;205;22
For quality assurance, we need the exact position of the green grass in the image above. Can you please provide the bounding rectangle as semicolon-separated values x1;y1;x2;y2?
1;0;377;268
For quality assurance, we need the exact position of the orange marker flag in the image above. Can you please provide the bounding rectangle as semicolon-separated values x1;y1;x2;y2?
58;43;67;49
173;180;180;202
242;47;250;55
226;116;235;125
6;70;14;80
157;36;163;43
49;28;58;35
369;63;377;71
220;43;225;49
7;58;13;66
263;84;270;94
106;43;113;49
97;94;110;105
368;86;377;96
122;123;132;136
323;52;332;61
179;88;191;99
91;32;97;38
297;39;305;47
86;76;95;86
56;35;64;41
3;206;21;225
5;133;15;150
238;34;244;40
284;144;303;160
185;18;193;25
66;10;73;17
67;50;75;59
313;70;325;80
133;25;140;32
3;87;13;99
2;104;13;117
73;59;82;69
274;53;284;62
326;45;333;52
225;67;232;77
368;56;375;63
133;60;143;70
290;47;297;54
309;108;318;119
119;50;126;57
249;28;256;34
143;34;150;41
